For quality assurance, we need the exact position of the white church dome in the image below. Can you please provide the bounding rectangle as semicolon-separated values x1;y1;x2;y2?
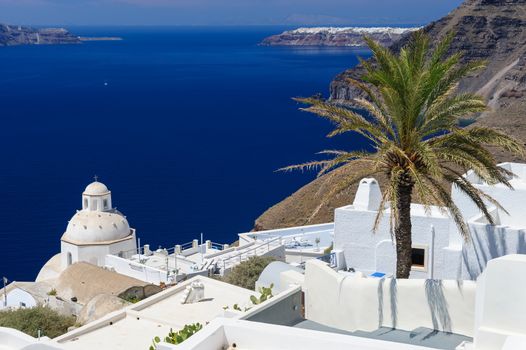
62;210;131;244
84;181;110;196
61;180;132;244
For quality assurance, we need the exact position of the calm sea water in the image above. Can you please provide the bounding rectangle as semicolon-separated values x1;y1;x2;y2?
0;26;370;281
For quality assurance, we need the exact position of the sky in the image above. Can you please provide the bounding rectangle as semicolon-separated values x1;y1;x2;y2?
0;0;464;26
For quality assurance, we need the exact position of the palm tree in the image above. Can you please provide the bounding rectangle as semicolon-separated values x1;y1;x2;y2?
281;31;525;278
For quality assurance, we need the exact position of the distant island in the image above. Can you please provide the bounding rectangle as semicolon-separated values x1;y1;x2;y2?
0;24;122;46
260;27;420;47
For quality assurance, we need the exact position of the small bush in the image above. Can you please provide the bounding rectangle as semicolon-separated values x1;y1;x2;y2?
323;243;333;255
121;294;141;304
223;256;275;290
150;323;203;350
47;289;57;296
0;306;76;338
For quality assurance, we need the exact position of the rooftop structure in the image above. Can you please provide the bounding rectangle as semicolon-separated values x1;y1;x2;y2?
159;255;523;350
50;276;298;350
57;180;137;274
1;263;160;322
3;255;526;350
333;162;526;280
105;236;285;285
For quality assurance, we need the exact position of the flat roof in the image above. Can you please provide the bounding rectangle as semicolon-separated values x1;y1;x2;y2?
293;320;472;350
54;277;257;350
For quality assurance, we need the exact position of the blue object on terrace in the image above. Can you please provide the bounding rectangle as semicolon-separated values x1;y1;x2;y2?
370;272;386;278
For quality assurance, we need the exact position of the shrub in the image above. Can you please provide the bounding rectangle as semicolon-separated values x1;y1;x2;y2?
121;294;141;304
224;284;274;312
223;256;275;290
150;323;203;350
0;306;76;338
47;289;57;296
323;243;333;255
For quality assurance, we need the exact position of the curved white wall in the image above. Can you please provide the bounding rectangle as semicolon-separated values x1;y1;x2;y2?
304;260;475;336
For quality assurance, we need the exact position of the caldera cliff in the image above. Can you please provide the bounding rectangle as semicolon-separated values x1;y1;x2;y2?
255;0;526;231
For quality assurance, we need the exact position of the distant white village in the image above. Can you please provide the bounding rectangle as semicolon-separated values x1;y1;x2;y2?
2;163;526;350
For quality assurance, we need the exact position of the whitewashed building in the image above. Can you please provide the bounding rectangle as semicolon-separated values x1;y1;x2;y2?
333;162;526;280
59;181;137;269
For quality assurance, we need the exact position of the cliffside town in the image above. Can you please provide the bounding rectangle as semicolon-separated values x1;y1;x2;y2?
261;26;419;47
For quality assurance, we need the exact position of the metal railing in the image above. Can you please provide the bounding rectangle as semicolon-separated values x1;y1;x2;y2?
210;242;225;251
180;241;194;250
221;237;282;271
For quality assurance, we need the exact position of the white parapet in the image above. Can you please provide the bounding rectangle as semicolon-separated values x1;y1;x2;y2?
473;254;526;350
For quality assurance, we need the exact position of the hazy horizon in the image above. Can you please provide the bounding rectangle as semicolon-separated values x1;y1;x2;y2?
0;0;464;27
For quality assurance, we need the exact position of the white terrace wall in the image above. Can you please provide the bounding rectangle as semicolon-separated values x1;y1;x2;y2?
238;223;334;246
473;255;526;350
304;260;476;337
0;288;37;310
104;255;166;285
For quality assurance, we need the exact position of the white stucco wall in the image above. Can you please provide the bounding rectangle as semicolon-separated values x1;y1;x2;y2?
334;203;451;279
333;163;526;280
104;255;166;285
473;255;526;350
0;288;37;310
61;236;136;270
304;260;476;336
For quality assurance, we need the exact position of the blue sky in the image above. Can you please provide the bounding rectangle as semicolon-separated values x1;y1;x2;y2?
0;0;464;26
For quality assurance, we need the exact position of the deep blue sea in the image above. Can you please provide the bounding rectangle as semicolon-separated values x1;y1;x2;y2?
0;26;371;281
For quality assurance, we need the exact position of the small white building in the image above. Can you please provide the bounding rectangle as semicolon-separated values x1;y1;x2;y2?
334;162;526;280
60;181;137;269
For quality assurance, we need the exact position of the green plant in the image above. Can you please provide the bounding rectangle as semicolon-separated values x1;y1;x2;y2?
47;289;57;296
121;294;141;304
150;323;203;350
281;31;525;278
323;243;333;255
0;306;76;338
224;284;274;312
223;256;275;290
249;284;273;305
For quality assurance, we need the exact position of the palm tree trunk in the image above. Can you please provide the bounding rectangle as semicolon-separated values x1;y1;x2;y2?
394;181;414;279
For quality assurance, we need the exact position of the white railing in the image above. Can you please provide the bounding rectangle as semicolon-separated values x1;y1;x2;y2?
238;223;334;247
220;237;282;272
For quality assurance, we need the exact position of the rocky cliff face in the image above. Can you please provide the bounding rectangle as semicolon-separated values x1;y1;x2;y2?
0;24;80;46
331;0;526;103
261;27;419;47
255;0;526;231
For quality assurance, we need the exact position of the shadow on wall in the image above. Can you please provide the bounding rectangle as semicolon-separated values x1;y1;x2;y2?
378;278;399;329
305;260;475;336
425;280;451;333
379;278;452;332
463;225;526;279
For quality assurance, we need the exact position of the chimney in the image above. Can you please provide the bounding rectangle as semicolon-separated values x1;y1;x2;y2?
353;178;382;211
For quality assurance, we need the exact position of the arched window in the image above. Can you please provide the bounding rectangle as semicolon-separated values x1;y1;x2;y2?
67;252;73;266
103;199;109;210
83;198;88;209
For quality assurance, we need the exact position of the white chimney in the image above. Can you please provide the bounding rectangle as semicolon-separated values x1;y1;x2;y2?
353;178;382;211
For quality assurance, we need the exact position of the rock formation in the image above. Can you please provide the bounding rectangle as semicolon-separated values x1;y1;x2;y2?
256;0;526;230
0;24;80;46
